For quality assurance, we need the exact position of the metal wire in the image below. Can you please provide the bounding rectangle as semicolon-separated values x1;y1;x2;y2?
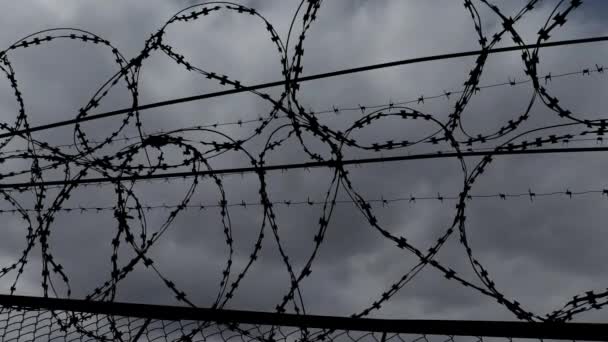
0;1;606;341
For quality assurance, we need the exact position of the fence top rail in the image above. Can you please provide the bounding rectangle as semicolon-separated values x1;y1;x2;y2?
0;294;606;341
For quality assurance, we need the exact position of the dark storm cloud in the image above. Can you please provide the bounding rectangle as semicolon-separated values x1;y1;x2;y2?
0;0;607;324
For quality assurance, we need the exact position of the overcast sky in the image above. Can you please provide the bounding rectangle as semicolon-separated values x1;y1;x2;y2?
0;0;607;328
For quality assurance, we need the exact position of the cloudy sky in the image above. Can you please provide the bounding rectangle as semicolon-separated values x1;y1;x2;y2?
0;0;607;328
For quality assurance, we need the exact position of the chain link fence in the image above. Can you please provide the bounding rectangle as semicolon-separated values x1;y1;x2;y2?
0;295;605;342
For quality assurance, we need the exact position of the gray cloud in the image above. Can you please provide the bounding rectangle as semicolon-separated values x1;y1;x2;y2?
0;0;606;331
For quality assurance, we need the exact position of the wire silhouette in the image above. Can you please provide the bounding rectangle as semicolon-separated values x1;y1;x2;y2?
0;1;607;341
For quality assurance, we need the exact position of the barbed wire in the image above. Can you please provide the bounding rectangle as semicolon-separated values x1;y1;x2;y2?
0;62;603;158
0;1;607;341
0;186;605;215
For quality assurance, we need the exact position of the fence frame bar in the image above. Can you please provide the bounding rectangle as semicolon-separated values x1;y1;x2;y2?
0;294;606;341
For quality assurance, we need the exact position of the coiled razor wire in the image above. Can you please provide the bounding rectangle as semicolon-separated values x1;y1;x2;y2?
0;1;607;341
